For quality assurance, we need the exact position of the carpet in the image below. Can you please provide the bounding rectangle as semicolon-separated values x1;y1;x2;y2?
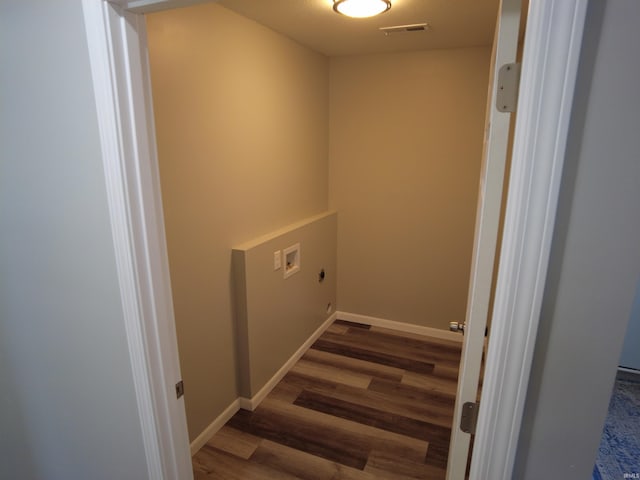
593;370;640;480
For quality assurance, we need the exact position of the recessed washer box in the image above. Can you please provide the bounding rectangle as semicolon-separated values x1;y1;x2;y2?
283;243;300;279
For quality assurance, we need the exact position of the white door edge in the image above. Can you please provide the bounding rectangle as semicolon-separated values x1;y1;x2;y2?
81;0;588;479
447;0;522;477
82;1;192;479
470;1;588;479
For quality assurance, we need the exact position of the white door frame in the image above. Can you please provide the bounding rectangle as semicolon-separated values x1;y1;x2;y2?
470;1;588;477
81;0;588;478
81;1;194;479
447;0;522;476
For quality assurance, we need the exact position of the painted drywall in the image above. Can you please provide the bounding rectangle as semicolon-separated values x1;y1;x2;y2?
146;3;329;440
0;1;148;479
619;277;640;370
329;48;491;329
514;0;640;477
233;212;337;397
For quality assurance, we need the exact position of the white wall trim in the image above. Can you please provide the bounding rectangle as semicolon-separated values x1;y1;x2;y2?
192;310;455;450
469;1;588;479
618;367;640;376
189;399;240;456
124;0;216;14
81;3;162;478
239;312;337;411
336;311;462;343
82;2;191;479
190;312;337;454
190;310;462;455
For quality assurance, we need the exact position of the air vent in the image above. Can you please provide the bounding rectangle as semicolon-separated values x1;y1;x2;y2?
379;23;430;35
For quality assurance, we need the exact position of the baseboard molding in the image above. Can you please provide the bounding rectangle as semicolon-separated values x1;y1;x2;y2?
190;312;337;454
189;310;456;455
189;398;240;456
238;311;338;411
618;366;640;375
336;311;462;343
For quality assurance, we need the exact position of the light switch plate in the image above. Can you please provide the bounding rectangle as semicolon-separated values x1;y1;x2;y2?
273;251;281;271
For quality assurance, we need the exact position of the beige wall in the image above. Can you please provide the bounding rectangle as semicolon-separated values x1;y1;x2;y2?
329;48;491;328
146;4;329;440
233;212;337;398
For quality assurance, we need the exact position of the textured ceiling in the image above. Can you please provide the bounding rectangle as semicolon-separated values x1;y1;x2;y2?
217;0;501;57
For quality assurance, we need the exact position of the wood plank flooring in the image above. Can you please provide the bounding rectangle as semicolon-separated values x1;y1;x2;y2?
193;320;463;479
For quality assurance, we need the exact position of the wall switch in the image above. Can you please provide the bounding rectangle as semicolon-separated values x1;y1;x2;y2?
273;251;281;271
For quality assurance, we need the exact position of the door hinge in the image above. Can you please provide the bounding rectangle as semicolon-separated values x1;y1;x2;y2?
460;401;479;434
496;62;521;113
175;380;184;399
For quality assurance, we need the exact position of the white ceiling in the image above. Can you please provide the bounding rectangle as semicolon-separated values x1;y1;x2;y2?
217;0;501;57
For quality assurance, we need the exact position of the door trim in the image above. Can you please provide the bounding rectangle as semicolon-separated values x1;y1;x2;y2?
81;0;587;478
470;1;588;478
82;1;192;479
447;0;523;476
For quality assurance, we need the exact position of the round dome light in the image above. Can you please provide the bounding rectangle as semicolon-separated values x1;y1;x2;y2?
333;0;392;18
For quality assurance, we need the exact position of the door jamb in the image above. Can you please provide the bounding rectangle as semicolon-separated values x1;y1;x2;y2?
470;1;588;478
82;1;192;479
81;0;588;478
447;0;522;476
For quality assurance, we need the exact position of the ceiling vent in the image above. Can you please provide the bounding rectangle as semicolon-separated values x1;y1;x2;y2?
379;23;430;36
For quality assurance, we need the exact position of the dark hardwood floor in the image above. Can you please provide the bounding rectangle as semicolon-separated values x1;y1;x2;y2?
193;320;462;479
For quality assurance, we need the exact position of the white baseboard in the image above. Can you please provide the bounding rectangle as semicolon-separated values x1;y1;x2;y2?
238;311;338;411
618;366;640;375
190;310;458;456
336;311;462;343
189;398;240;456
190;312;337;454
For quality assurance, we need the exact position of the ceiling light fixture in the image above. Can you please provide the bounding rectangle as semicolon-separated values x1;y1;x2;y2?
333;0;392;19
